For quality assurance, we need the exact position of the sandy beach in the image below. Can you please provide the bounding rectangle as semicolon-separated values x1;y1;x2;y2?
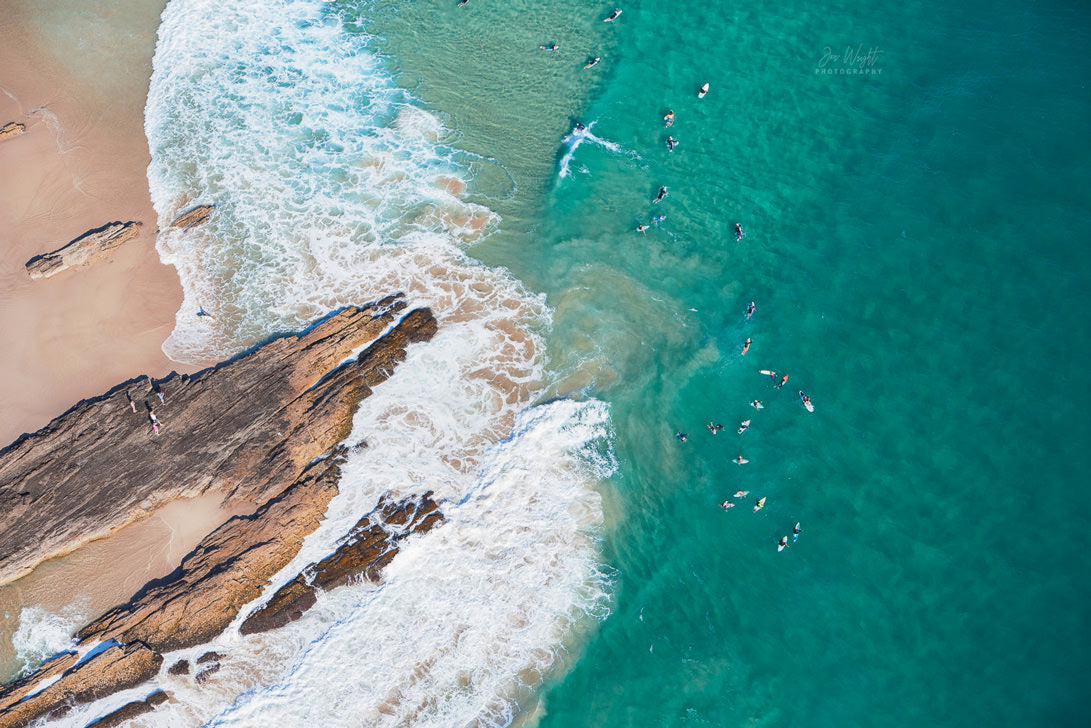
0;0;191;446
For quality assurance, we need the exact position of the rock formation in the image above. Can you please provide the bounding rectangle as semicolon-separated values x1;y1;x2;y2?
0;122;25;142
0;298;445;727
85;690;168;728
240;491;444;635
0;295;437;585
0;642;162;728
24;221;142;279
170;204;215;229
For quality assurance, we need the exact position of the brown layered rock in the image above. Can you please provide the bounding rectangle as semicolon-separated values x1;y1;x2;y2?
86;689;168;728
240;492;444;635
24;221;142;279
0;122;25;141
75;452;343;653
0;642;161;728
0;296;437;585
0;652;78;715
170;204;215;229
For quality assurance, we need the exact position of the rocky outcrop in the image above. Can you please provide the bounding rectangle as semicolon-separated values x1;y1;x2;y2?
0;642;161;728
241;492;444;635
0;122;25;142
86;689;168;728
0;652;79;715
74;453;344;652
24;221;142;279
0;295;437;584
170;204;215;229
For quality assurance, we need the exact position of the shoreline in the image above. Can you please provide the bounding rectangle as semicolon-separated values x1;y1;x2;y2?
0;0;196;446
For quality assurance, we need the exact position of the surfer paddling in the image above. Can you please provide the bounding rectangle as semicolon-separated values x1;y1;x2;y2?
720;500;735;509
753;496;766;513
584;57;601;69
741;337;751;355
737;419;751;434
778;536;789;551
777;374;789;389
735;223;744;241
676;431;688;442
733;455;749;465
604;8;623;21
793;522;802;541
799;391;814;411
746;301;755;319
733;490;749;498
653;185;668;203
666;135;678;152
539;43;559;51
636;223;649;235
663;110;674;127
707;422;723;434
750;400;764;409
698;82;709;98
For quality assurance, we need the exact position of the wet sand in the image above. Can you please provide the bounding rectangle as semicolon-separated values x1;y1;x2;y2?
0;492;256;680
0;0;192;446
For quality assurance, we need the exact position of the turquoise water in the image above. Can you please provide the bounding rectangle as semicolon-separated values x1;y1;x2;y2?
360;0;1091;726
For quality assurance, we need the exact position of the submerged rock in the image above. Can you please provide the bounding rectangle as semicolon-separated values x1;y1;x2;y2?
24;221;142;279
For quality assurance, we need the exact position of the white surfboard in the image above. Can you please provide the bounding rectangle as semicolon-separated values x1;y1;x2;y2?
698;82;709;98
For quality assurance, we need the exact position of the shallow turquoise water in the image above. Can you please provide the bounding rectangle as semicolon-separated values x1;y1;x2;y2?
358;0;1091;725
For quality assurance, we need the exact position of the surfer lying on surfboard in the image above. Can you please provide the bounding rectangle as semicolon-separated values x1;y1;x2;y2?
604;8;623;21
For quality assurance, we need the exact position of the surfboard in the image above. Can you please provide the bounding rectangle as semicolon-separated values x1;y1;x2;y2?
799;391;814;412
803;401;814;412
778;539;788;552
698;82;709;98
759;369;775;376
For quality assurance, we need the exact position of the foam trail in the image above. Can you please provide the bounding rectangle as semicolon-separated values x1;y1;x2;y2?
31;0;621;726
558;122;639;179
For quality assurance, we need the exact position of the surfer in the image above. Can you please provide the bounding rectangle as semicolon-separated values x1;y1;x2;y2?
733;455;748;465
663;110;675;127
733;490;749;498
653;185;668;203
573;122;587;133
636;223;649;235
457;0;469;6
777;374;789;389
741;337;751;355
799;391;811;404
666;135;678;152
197;306;212;318
539;43;559;51
778;536;789;551
698;82;709;98
604;8;622;21
793;522;802;541
746;301;755;319
720;500;735;510
753;496;766;512
737;419;750;434
676;431;688;442
584;57;601;69
750;400;763;409
707;421;718;434
735;223;743;241
762;370;777;382
652;214;666;225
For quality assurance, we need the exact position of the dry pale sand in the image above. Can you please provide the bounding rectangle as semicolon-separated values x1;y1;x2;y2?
0;3;258;667
0;0;197;447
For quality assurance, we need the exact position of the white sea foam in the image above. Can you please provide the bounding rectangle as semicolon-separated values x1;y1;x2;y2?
558;121;639;179
10;601;87;677
49;0;622;726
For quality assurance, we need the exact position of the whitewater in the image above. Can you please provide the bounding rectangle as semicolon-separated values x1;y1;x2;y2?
23;0;615;725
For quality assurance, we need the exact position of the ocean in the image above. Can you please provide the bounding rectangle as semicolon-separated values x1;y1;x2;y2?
8;0;1091;725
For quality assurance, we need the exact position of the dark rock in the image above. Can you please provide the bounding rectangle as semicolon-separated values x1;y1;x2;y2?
85;689;169;728
194;664;220;685
170;204;215;229
167;659;190;676
0;297;437;584
241;492;443;635
195;651;221;665
24;221;142;279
